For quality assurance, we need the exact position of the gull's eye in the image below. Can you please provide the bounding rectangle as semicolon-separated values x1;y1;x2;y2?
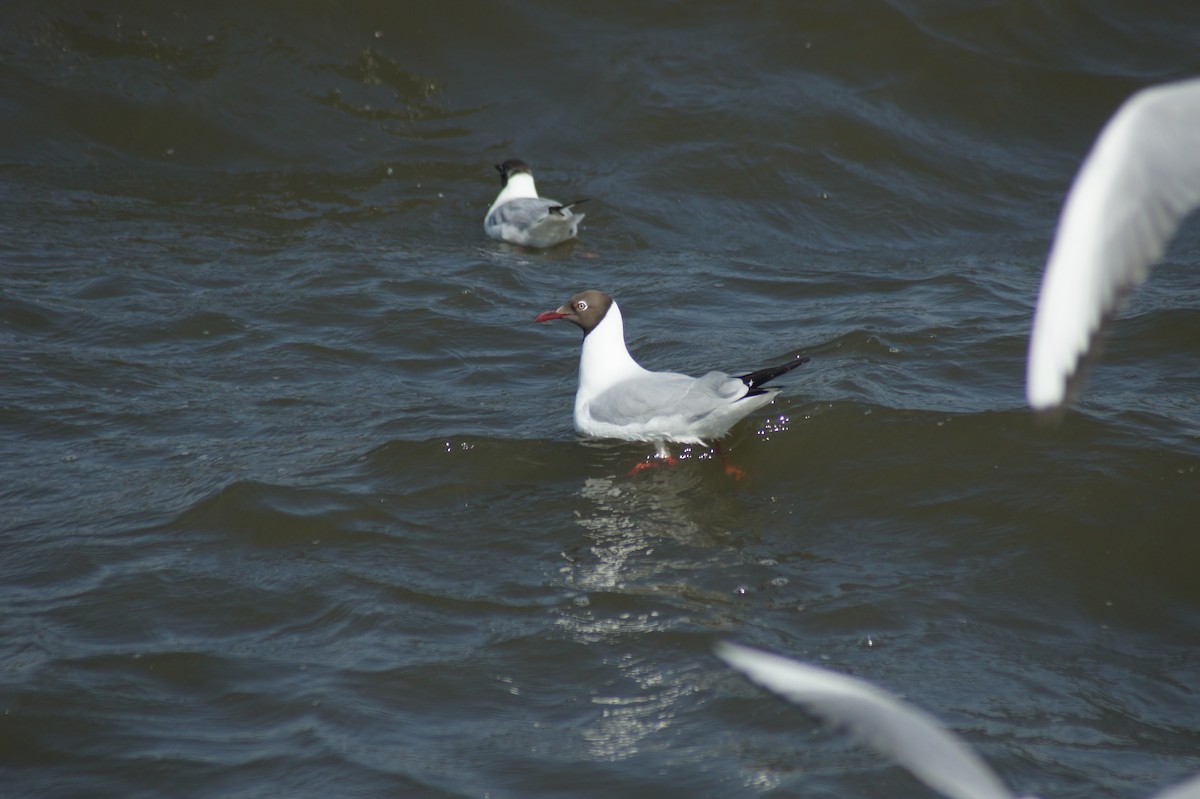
576;300;589;311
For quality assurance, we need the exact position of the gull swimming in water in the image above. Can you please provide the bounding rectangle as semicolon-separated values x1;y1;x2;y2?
717;642;1200;799
483;158;587;248
534;290;808;474
1026;76;1200;411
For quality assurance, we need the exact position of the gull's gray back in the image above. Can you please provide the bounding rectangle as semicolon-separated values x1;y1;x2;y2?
587;371;747;427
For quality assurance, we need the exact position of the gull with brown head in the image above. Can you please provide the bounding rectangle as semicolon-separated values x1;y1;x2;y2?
534;290;808;475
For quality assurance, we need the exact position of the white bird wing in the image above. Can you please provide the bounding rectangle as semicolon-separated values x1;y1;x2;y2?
1026;76;1200;411
1149;773;1200;799
716;643;1015;799
587;371;746;428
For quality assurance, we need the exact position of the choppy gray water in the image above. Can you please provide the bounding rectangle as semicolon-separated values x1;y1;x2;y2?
2;3;1200;798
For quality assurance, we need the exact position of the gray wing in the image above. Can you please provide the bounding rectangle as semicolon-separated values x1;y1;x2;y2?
488;197;563;229
588;371;746;427
1027;76;1200;411
717;643;1015;799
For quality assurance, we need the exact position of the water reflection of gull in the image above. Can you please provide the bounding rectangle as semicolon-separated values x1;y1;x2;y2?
580;656;697;763
564;471;713;593
553;470;743;764
719;643;1200;799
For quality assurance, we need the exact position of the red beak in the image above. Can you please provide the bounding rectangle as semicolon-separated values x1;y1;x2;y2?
533;311;567;323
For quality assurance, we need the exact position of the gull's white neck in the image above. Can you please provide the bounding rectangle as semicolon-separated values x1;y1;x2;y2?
577;301;646;398
488;173;539;216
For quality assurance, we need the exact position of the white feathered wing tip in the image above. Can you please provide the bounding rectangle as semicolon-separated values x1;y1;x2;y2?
717;643;1200;799
1025;76;1200;412
1151;774;1200;799
716;642;1017;799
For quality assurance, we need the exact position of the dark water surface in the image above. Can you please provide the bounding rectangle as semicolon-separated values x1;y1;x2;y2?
3;3;1200;797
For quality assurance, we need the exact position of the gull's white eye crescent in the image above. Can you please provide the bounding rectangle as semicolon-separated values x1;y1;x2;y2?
576;300;588;311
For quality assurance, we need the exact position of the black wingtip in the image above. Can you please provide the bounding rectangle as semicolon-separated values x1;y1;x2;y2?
738;355;810;390
549;198;590;215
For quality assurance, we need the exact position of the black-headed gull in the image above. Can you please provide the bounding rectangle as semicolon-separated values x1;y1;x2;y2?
484;158;587;248
1027;76;1200;412
717;642;1200;799
534;290;808;474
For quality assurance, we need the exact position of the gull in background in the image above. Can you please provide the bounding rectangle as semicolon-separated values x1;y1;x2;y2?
1027;76;1200;411
483;158;587;248
534;290;808;476
717;642;1200;799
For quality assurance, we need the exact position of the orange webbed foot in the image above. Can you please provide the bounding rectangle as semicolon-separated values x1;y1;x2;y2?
711;443;747;480
723;463;747;481
628;455;679;477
